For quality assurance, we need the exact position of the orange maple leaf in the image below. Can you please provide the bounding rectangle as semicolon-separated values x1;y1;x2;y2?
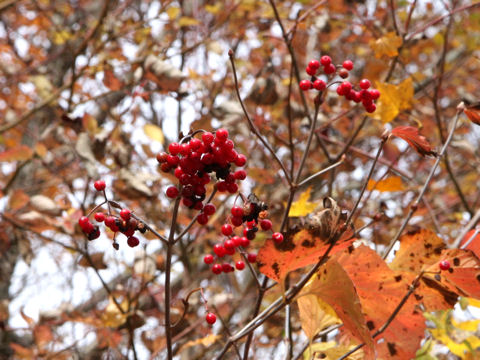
390;126;437;157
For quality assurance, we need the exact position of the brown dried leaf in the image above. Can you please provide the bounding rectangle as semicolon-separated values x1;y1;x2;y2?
391;126;437;157
78;253;107;270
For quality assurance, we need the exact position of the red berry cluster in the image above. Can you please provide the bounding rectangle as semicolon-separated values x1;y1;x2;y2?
157;129;247;223
203;197;283;275
78;181;146;249
299;56;380;113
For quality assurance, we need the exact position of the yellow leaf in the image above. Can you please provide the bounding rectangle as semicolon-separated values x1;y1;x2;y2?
367;176;404;192
179;334;221;353
52;30;72;45
0;145;34;162
178;16;199;27
288;187;317;217
297;294;340;340
370;32;403;58
143;124;165;144
134;27;151;43
372;77;414;123
166;6;180;19
101;297;128;328
82;113;98;135
34;143;47;158
304;341;364;360
205;4;222;14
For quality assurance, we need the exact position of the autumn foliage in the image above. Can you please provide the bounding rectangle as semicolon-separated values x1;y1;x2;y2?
1;1;480;359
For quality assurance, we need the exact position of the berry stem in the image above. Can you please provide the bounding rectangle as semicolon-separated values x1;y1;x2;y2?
85;200;107;217
228;50;292;185
297;157;344;187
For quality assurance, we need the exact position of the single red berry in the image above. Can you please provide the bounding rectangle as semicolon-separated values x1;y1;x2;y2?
365;103;376;113
203;203;216;216
204;254;214;265
306;66;316;76
324;63;336;75
235;261;245;270
308;59;320;70
240;237;250;247
224;239;235;250
216;181;228;192
320;55;331;66
235;154;247;167
94;180;106;191
360;89;372;101
94;212;105;222
206;312;217;325
189;138;202;150
337;85;347;96
299;79;312;91
225;246;235;255
313;79;326;91
342;60;354;70
127;236;140;247
369;89;380;100
120;209;131;221
212;264;222;274
166;155;180;167
197;213;209;225
104;216;116;228
341;81;352;93
123;228;135;237
272;232;284;243
202;132;214;144
231;216;244;227
227;183;239;194
213;244;226;257
232;236;243;247
260;219;272;231
168;142;180;155
439;260;450;271
182;197;194;207
222;263;233;272
79;216;90;228
247;253;257;263
166;186;179;198
174;167;183;178
359;79;371;89
216;128;229;142
231;206;244;218
156;152;168;163
221;224;233;236
193;201;204;210
160;163;171;173
234;169;247;180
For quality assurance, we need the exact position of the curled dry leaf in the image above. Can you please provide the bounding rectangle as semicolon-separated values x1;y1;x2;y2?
460;101;480;125
144;55;185;92
390;126;437;157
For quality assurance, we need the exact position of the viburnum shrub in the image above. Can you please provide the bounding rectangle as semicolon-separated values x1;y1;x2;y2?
73;49;480;360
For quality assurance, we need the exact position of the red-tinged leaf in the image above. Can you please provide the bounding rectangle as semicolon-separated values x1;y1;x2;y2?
258;198;355;284
9;342;34;359
462;101;480;125
0;145;34;162
298;259;375;360
390;126;437;157
8;189;30;210
20;308;35;326
336;245;426;360
389;228;445;272
103;69;123;91
34;324;53;347
423;249;480;299
461;229;480;259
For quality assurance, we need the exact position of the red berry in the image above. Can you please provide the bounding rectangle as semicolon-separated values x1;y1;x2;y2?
240;237;250;247
222;263;233;272
336;85;347;96
338;69;349;79
369;89;380;100
234;169;247;180
216;181;228;192
166;186;179;198
94;180;106;191
235;154;247;167
306;66;316;76
160;163;171;173
360;89;372;101
231;216;243;227
156;152;168;163
120;209;131;221
189;138;202;150
213;244;226;257
299;79;312;91
225;246;235;255
197;213;209;225
227;183;239;194
260;219;272;231
221;224;233;236
231;206;244;218
224;239;235;250
123;228;135;237
202;132;214;144
324;64;336;75
232;236;242;247
247;253;257;263
342;60;354;70
216;128;229;142
206;312;217;324
439;260;450;271
127;236;140;247
182;197;194;207
212;264;222;274
365;103;376;113
341;81;352;93
79;216;90;228
204;254;214;264
168;142;180;155
193;201;204;210
203;203;216;216
235;261;245;270
94;212;105;222
104;216;116;228
166;155;179;167
308;59;320;70
359;79;371;89
311;79;325;91
272;232;284;243
320;55;331;66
